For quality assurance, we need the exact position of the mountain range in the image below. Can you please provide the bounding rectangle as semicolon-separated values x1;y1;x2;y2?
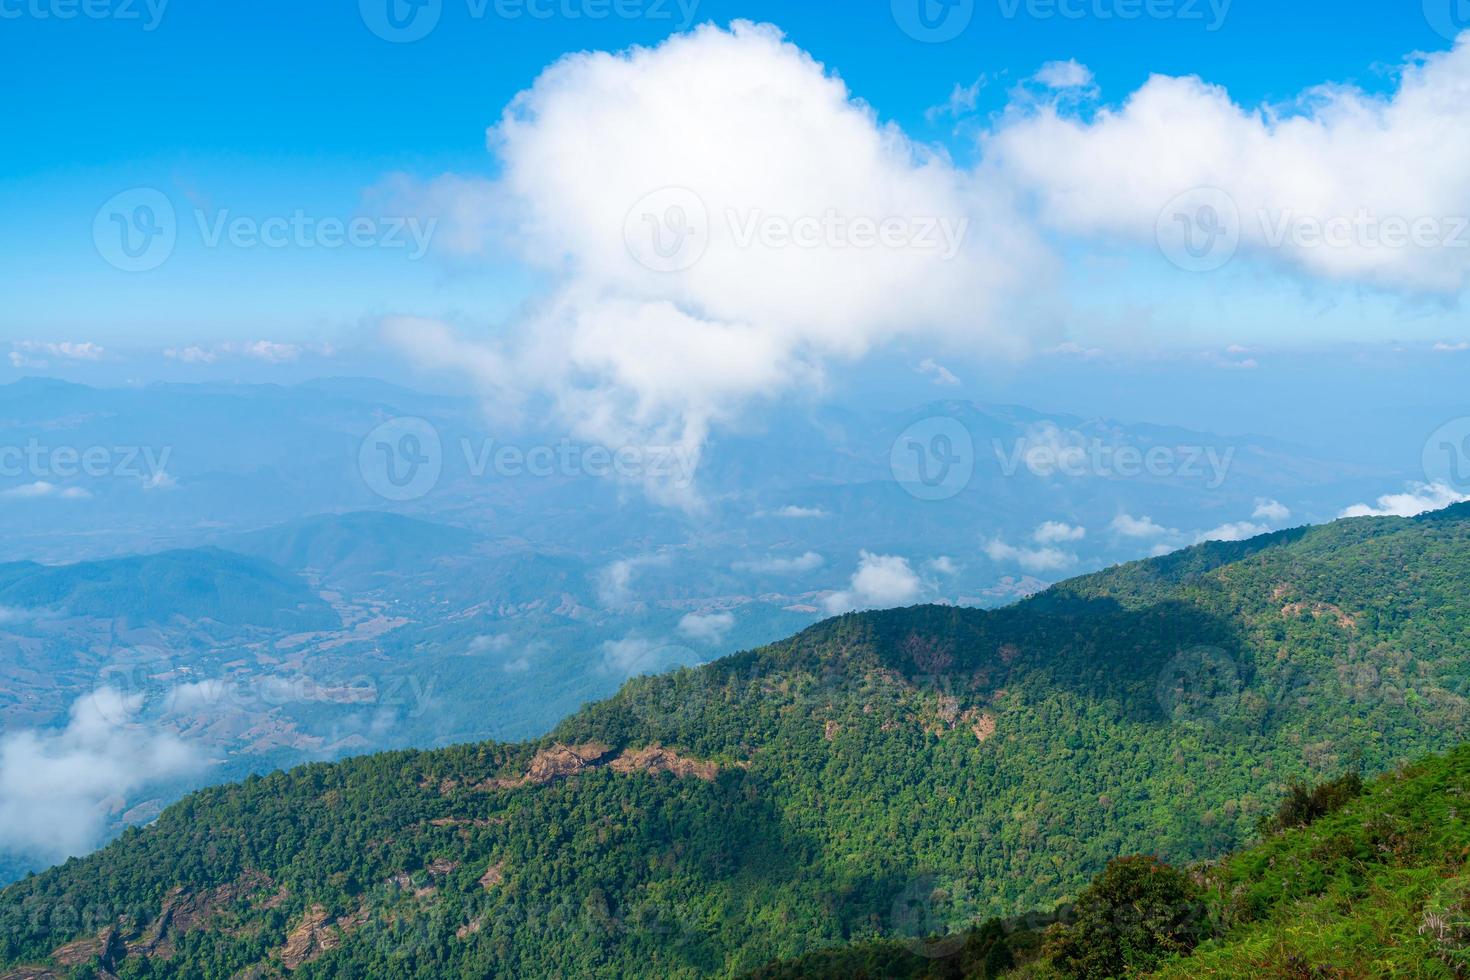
1;503;1466;977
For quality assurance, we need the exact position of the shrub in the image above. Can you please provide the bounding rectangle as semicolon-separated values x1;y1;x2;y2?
1259;771;1365;834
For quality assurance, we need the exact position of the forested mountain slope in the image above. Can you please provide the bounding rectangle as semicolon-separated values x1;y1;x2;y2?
752;743;1470;978
2;506;1468;978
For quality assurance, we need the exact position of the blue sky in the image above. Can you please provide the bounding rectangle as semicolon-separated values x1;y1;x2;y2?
2;0;1468;372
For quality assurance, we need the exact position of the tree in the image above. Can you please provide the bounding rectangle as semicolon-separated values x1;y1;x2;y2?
1046;856;1206;979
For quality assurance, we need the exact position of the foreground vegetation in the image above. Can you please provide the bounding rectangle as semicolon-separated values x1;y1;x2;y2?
754;745;1469;977
3;506;1470;977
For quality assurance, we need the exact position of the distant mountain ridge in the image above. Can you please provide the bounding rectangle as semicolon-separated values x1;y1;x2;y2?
1;505;1467;977
0;547;336;630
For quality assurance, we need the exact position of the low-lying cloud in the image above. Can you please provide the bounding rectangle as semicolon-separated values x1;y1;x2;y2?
0;689;204;863
824;552;924;614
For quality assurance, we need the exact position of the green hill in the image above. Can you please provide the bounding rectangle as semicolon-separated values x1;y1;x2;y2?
0;548;338;631
2;506;1469;978
748;744;1470;978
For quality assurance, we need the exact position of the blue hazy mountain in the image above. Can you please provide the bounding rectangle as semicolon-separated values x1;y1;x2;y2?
0;548;336;631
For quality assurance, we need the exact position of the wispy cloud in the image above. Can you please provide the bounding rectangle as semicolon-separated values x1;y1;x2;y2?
984;539;1076;573
1340;482;1469;518
1;481;91;501
0;689;204;862
733;552;824;575
916;357;961;386
677;610;735;644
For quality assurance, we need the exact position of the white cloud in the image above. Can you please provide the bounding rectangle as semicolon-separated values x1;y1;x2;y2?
773;505;828;519
916;357;961;386
677;610;735;643
142;471;177;491
984;539;1076;573
1339;481;1470;518
12;340;105;362
926;555;959;575
240;340;301;363
1034;520;1086;544
596;553;672;606
0;689;203;862
824;551;924;614
385;21;1048;505
988;34;1470;292
163;345;218;363
163;341;319;364
1252;498;1291;522
1110;514;1171;538
1434;341;1470;352
1;481;90;501
600;635;683;676
1046;341;1104;359
734;551;824;575
1033;60;1096;92
1196;521;1270;543
161;679;231;715
469;634;513;654
926;76;985;122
